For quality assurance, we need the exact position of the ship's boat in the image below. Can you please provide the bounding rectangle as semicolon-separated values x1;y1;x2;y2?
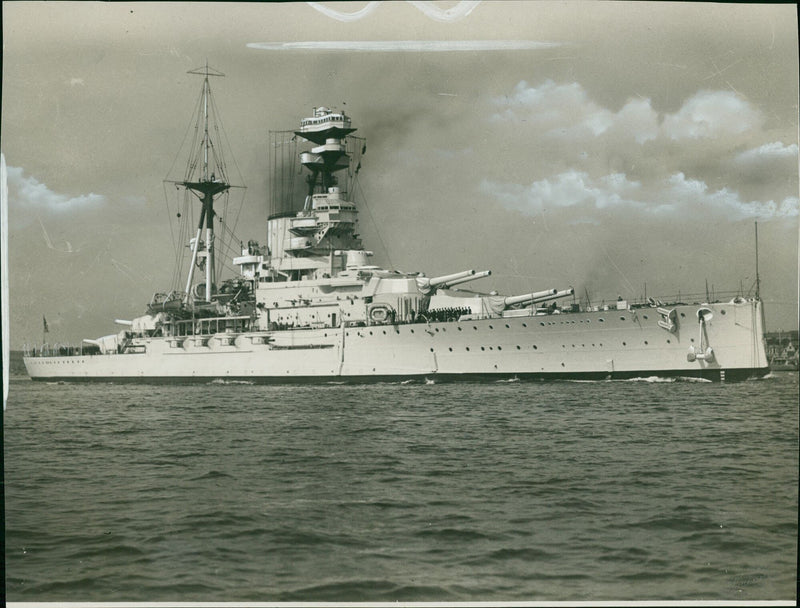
23;67;771;382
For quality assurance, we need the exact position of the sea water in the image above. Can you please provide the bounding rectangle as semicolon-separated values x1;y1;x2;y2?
3;368;797;602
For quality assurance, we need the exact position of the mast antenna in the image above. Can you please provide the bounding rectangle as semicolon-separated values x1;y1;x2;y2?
755;221;761;300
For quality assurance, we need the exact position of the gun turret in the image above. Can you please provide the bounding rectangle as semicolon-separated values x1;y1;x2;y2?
503;288;558;307
416;269;476;294
441;270;492;288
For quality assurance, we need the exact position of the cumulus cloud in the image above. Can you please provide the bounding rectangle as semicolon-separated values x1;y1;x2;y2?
491;81;764;145
481;170;643;213
662;90;763;140
6;165;105;213
735;141;799;164
491;80;619;137
665;172;798;220
490;80;660;143
482;170;798;221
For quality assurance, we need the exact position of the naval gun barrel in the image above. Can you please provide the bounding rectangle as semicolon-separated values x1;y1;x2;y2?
416;269;476;293
530;287;575;304
441;270;492;288
503;288;557;307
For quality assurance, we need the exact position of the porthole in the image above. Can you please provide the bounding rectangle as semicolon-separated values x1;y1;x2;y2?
410;329;414;333
643;314;649;320
533;345;538;350
667;339;671;344
561;362;565;367
622;342;627;346
721;309;726;315
489;325;494;329
516;345;521;350
620;316;626;321
448;347;453;352
540;322;545;326
599;318;605;323
505;324;510;328
481;346;485;351
644;341;648;345
690;338;694;343
680;312;686;318
430;348;434;352
457;327;462;331
369;331;373;335
497;346;502;351
466;347;470;351
522;322;527;327
473;326;478;331
435;328;439;332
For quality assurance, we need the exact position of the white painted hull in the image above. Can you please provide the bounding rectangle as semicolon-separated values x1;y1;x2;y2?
24;300;769;382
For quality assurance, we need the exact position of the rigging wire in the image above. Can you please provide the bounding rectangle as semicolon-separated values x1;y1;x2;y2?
162;181;178;256
209;89;246;187
165;86;204;181
354;176;393;270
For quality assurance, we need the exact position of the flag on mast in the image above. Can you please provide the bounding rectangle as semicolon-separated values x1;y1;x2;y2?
43;315;49;333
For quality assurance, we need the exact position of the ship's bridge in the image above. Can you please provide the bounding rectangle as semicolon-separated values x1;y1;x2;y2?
295;107;355;144
311;189;355;211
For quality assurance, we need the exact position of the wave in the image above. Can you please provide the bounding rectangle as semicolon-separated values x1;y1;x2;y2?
495;376;520;383
621;376;677;383
415;527;491;541
279;579;457;601
208;378;254;385
188;470;234;481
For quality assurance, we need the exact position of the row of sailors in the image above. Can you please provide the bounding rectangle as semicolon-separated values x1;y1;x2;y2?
418;307;472;323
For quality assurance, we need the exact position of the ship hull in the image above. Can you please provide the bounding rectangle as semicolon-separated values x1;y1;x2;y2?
24;300;770;383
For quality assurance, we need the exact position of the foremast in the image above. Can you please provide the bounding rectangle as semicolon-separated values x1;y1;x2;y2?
180;64;231;306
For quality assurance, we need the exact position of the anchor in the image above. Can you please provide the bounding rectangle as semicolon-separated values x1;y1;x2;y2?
687;307;715;363
657;307;678;333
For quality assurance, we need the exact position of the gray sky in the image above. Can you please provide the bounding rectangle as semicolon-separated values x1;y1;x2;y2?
2;1;798;347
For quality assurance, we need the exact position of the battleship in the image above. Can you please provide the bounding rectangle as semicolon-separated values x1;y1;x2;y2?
24;68;770;383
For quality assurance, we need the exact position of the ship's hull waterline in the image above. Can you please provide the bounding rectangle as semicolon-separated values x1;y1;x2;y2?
24;300;770;383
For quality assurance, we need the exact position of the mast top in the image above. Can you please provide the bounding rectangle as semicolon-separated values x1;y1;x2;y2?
187;63;225;78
